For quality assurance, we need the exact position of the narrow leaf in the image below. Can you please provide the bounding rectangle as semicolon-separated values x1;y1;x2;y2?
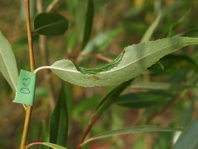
93;80;132;117
149;54;198;75
78;29;121;62
50;85;69;146
173;117;198;149
0;31;18;92
34;13;68;35
72;95;100;116
130;82;198;90
35;37;198;87
42;142;67;149
162;54;198;72
162;9;191;38
115;92;172;108
140;11;161;43
82;0;94;49
81;126;183;146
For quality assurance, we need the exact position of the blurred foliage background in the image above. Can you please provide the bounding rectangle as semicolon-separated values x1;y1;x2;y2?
1;0;198;149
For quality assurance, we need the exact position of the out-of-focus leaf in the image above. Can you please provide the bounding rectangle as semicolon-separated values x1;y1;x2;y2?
13;34;38;53
40;120;49;149
50;85;68;147
35;37;198;87
149;54;198;76
133;135;145;149
72;95;100;116
34;13;68;35
92;80;132;117
79;29;121;60
0;31;18;92
162;8;191;37
82;0;94;49
163;54;198;71
172;102;194;146
178;102;194;127
175;27;198;37
130;82;198;90
168;68;189;84
153;132;173;149
65;31;78;51
173;117;198;149
81;126;183;146
64;83;73;119
140;11;161;43
115;92;172;108
20;0;35;21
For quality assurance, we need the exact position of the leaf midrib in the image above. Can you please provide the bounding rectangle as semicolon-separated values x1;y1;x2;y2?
36;20;66;32
35;39;198;76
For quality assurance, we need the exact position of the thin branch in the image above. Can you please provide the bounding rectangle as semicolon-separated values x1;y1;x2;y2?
20;0;35;148
77;115;101;149
78;54;112;62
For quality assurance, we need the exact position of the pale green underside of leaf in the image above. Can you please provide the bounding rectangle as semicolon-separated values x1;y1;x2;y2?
35;37;198;87
81;125;183;146
0;31;18;92
41;142;67;149
173;118;198;149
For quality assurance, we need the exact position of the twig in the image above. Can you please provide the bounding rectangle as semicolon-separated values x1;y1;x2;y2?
77;115;101;149
78;54;112;62
20;0;35;148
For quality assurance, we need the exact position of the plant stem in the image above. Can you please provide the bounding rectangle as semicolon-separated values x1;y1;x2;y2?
77;115;100;149
20;0;35;148
36;0;55;111
25;0;35;72
20;107;32;149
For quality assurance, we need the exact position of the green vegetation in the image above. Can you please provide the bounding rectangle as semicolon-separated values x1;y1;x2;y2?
1;0;198;149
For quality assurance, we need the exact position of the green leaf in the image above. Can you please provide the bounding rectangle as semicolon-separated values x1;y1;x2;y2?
153;133;173;149
149;54;198;75
93;80;132;117
140;11;161;43
35;37;198;87
163;54;198;71
42;142;67;149
173;117;198;149
133;135;145;149
130;82;198;90
162;8;191;38
81;126;183;146
72;95;100;116
34;13;68;35
115;92;172;108
82;0;94;49
78;29;121;62
0;31;18;92
50;85;69;147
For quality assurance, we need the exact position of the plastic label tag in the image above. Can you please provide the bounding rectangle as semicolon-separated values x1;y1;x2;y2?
13;69;36;106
